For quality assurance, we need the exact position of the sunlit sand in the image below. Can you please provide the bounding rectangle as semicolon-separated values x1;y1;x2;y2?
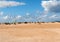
0;22;60;42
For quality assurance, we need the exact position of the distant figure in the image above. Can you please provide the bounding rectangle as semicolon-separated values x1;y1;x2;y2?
13;23;16;25
37;22;41;24
4;23;11;25
18;22;22;24
24;22;28;24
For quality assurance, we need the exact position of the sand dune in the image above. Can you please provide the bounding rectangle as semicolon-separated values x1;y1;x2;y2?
0;23;60;42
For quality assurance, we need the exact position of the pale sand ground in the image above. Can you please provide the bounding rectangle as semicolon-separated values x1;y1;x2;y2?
0;23;60;42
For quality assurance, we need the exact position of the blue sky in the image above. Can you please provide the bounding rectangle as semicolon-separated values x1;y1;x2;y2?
0;0;43;16
0;0;60;22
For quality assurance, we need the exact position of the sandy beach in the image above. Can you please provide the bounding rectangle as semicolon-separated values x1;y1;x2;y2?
0;22;60;28
0;23;60;42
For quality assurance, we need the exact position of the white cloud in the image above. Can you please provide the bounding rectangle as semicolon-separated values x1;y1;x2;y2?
0;1;26;7
16;15;22;19
36;10;41;14
43;0;60;1
42;14;47;17
3;15;9;20
49;14;58;18
41;0;60;22
0;11;3;16
41;0;60;13
26;13;30;16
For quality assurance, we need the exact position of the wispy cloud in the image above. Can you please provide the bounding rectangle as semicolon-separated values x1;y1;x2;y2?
0;11;3;16
26;12;30;16
16;15;22;19
42;0;60;1
49;14;58;18
3;15;9;20
0;1;26;8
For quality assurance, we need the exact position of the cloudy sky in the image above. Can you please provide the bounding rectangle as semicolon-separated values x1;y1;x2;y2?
0;0;60;22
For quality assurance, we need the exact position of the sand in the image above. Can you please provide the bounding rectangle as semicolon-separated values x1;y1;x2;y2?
0;23;60;42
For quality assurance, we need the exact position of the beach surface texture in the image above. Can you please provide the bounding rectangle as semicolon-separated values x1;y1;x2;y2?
0;23;60;42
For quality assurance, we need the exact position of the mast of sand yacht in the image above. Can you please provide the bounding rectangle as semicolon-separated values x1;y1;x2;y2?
12;15;16;24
